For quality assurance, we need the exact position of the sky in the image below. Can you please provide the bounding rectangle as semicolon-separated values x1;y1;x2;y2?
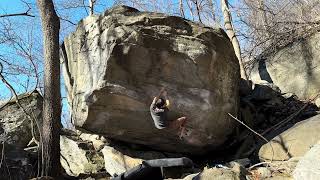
0;0;240;126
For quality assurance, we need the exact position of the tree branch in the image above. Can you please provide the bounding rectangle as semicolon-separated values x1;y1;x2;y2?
0;1;35;18
0;12;35;18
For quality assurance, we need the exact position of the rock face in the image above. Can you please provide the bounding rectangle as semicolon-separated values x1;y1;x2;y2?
60;135;105;177
61;6;240;154
0;91;43;180
251;32;320;106
0;91;42;148
259;114;320;161
293;142;320;180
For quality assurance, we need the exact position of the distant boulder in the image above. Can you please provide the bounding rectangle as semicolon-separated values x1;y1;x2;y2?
251;32;320;107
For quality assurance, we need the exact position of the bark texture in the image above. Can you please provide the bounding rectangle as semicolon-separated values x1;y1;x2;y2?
36;0;61;177
221;0;248;80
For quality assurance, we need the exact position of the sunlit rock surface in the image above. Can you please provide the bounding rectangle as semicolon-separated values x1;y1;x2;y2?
61;6;240;154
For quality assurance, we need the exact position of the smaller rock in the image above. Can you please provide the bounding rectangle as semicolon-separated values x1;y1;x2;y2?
256;167;272;179
60;135;105;177
315;98;320;108
259;114;320;161
182;167;243;180
250;83;280;101
101;145;166;177
79;132;108;150
293;142;320;180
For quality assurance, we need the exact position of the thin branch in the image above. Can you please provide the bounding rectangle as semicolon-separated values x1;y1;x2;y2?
228;113;274;163
0;65;41;146
0;13;34;18
0;142;4;169
59;17;77;26
0;3;35;18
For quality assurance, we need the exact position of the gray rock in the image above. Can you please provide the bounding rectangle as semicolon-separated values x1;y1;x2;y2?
259;114;320;161
61;5;240;154
182;167;243;180
60;135;105;177
256;167;272;179
101;145;166;177
79;132;108;150
251;32;320;106
0;91;42;148
293;142;320;180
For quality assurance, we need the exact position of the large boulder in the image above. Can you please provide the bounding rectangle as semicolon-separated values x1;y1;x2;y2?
0;91;42;148
251;33;320;106
61;6;240;154
259;114;320;161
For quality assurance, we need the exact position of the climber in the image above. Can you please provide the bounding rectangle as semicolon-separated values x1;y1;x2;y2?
150;88;187;139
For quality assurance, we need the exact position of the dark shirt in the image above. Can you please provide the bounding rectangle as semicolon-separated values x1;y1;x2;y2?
150;102;168;129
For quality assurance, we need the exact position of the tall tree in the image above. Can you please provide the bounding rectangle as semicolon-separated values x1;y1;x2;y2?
89;0;96;15
37;0;61;177
221;0;248;80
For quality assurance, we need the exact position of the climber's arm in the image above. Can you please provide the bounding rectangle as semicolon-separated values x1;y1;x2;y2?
153;87;165;104
165;99;170;107
163;90;170;108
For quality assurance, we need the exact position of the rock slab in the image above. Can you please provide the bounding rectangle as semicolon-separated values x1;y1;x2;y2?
259;114;320;161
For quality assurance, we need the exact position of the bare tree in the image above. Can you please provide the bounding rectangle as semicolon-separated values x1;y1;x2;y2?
37;0;61;177
192;0;203;23
221;0;248;80
89;0;96;15
234;0;320;70
179;0;185;18
0;1;42;98
186;0;195;20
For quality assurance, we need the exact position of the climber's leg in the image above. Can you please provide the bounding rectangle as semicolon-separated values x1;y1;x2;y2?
169;117;187;138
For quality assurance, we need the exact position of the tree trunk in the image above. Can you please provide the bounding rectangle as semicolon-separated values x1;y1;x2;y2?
186;0;195;21
194;0;203;23
221;0;248;80
36;0;61;177
179;0;185;18
89;0;95;16
207;0;216;22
